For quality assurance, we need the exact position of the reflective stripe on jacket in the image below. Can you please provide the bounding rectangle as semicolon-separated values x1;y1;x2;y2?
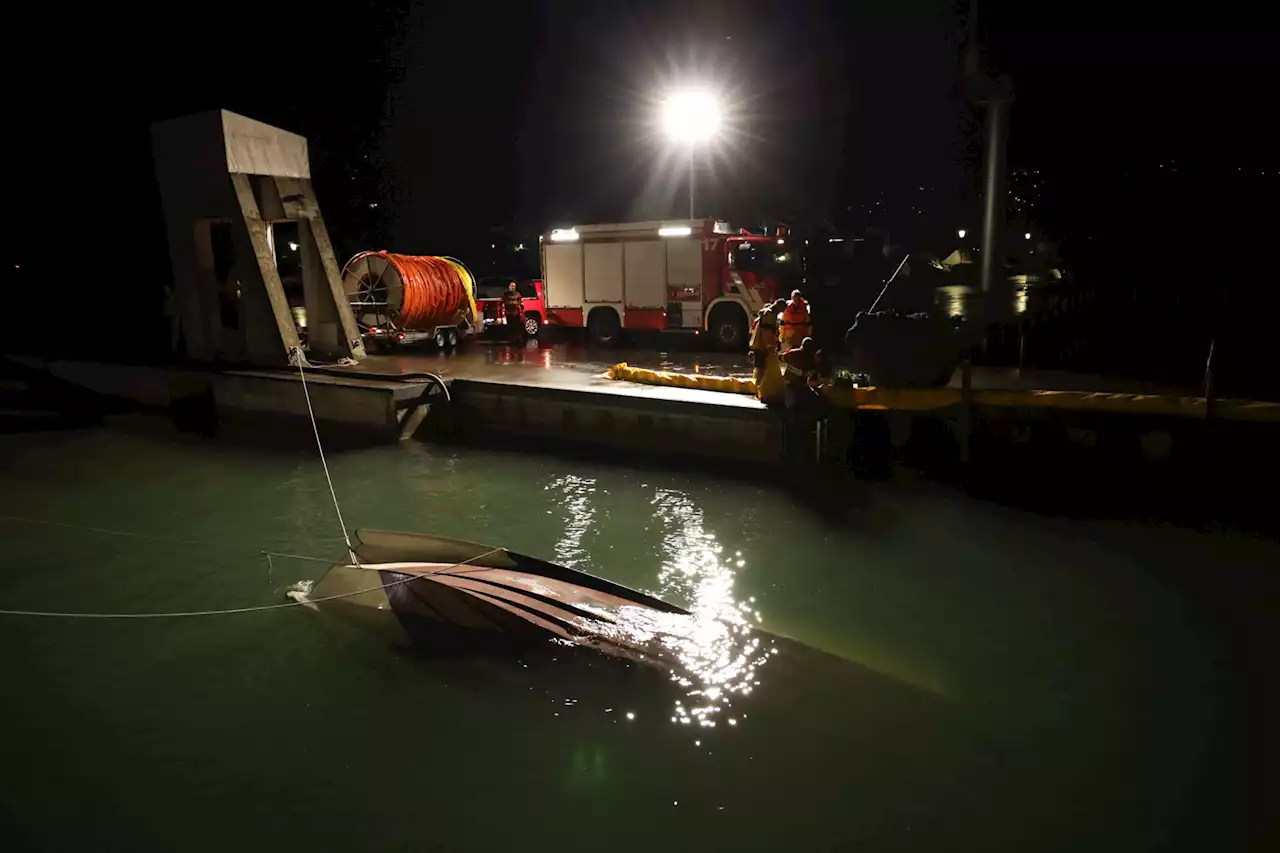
781;346;821;382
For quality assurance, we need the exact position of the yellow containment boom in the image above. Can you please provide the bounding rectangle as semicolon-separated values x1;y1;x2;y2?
606;363;757;395
824;387;1280;421
604;363;1280;422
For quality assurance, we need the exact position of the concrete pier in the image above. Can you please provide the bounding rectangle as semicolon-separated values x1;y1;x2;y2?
7;356;442;444
7;344;1277;496
444;378;779;463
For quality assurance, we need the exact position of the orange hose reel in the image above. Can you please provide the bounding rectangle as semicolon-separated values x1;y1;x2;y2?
342;252;478;331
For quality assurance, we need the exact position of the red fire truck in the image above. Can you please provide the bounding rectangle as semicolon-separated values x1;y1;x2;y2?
539;219;798;348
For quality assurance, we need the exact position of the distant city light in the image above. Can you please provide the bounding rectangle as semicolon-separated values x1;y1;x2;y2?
550;228;579;242
776;238;785;245
514;243;526;252
658;226;692;237
828;237;844;243
661;90;722;143
957;229;966;239
1024;232;1032;240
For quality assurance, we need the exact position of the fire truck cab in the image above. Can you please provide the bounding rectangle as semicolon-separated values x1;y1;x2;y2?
540;219;796;348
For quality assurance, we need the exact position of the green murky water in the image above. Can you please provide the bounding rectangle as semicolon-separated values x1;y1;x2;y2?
0;416;1273;851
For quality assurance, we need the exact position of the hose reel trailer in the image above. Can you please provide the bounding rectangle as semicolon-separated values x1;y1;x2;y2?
342;252;479;349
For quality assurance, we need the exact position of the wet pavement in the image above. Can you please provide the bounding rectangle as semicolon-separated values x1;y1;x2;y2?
341;337;1196;398
353;338;752;381
342;338;762;408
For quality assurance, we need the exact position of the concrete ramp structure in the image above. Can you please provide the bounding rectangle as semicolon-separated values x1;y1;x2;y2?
151;110;365;366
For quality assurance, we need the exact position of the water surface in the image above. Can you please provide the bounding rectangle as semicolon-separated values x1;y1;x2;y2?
1;416;1273;851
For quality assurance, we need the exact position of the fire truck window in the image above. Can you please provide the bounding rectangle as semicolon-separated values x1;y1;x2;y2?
730;243;762;273
733;243;796;274
517;282;538;299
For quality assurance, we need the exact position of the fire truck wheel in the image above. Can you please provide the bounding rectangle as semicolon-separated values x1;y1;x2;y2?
709;304;748;350
434;329;448;349
523;313;542;338
588;309;621;345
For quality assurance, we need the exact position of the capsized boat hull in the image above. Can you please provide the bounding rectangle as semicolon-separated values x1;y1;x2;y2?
309;529;690;664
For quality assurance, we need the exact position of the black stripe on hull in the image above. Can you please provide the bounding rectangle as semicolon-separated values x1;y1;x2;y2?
455;575;621;626
505;553;687;615
381;572;587;648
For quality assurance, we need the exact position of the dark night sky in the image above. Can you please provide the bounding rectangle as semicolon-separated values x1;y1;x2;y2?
4;1;1276;359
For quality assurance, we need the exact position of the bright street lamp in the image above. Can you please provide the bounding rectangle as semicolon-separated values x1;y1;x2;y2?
662;90;721;142
957;229;966;239
661;90;722;219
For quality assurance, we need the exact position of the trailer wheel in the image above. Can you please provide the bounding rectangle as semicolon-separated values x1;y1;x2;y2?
523;313;542;338
709;304;748;350
587;308;621;346
434;329;448;348
447;328;459;347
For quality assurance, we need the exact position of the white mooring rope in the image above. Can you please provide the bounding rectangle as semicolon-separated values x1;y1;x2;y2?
290;346;358;565
0;547;503;620
0;514;337;565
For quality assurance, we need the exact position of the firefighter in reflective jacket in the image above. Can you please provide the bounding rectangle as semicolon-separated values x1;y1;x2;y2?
779;290;812;350
748;298;787;402
780;336;826;411
502;282;525;341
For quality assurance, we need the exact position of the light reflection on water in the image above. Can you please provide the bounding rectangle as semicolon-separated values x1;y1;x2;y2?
1014;285;1028;315
645;489;773;730
937;278;1037;319
542;478;773;733
544;474;597;567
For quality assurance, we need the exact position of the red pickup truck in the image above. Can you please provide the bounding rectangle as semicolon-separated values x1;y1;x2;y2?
475;277;546;338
